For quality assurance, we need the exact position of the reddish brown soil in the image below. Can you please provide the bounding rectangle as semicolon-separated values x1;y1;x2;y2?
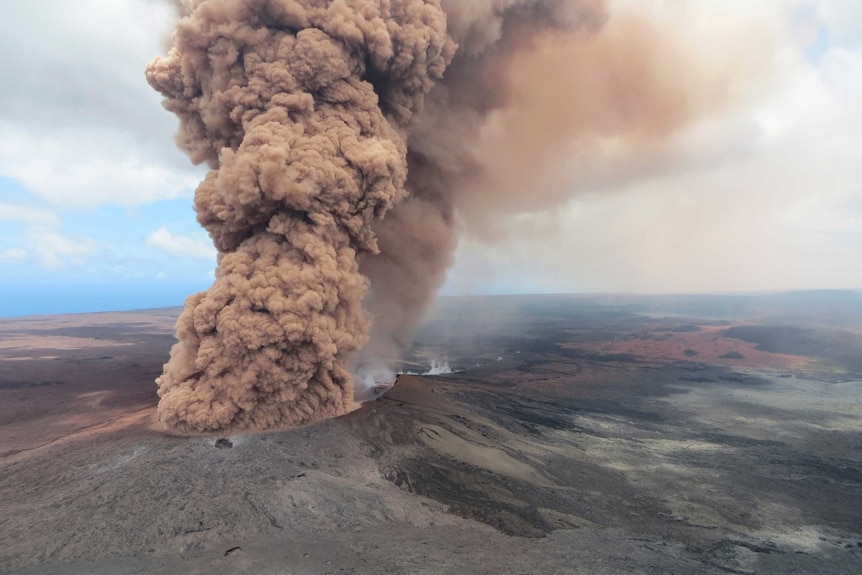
0;311;175;457
562;324;811;369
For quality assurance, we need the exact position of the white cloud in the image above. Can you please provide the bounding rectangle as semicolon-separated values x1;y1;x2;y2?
27;228;97;269
0;0;204;208
0;248;27;262
818;0;862;47
0;204;96;269
148;227;216;261
0;204;60;226
0;126;202;208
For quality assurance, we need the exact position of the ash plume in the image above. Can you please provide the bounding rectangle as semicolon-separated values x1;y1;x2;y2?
149;0;742;432
357;0;746;369
147;0;453;431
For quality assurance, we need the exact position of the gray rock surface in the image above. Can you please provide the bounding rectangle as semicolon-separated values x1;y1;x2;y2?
2;299;861;574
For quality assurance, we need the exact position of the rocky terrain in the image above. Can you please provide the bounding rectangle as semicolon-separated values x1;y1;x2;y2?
1;294;861;574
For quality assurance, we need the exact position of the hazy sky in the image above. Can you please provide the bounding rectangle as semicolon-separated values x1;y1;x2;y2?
0;0;860;315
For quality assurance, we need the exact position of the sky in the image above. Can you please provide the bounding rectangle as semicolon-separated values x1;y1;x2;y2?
0;0;860;317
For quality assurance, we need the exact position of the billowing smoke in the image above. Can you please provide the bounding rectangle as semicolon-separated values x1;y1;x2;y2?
148;0;742;432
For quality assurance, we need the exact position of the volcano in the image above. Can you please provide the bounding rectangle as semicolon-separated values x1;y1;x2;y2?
2;293;862;574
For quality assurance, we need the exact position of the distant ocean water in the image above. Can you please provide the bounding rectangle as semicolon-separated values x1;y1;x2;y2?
0;283;208;318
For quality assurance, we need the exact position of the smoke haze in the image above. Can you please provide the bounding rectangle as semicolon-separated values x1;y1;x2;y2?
148;0;751;432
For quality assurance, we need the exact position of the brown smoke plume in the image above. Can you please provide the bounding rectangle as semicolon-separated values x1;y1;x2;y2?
147;0;454;431
149;0;746;432
357;0;753;370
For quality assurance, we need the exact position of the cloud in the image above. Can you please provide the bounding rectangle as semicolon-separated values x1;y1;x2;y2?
0;127;201;208
818;0;862;47
27;228;96;269
0;248;27;262
0;203;60;226
147;227;216;261
447;0;862;294
0;0;858;295
0;0;204;208
0;203;96;269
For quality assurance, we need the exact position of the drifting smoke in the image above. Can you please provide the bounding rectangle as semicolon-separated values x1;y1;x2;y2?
148;0;743;432
420;360;454;376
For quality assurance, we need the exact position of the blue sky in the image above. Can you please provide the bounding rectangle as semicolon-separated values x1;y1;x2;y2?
1;0;861;317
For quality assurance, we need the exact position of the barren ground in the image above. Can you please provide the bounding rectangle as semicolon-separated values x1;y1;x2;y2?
1;295;861;574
